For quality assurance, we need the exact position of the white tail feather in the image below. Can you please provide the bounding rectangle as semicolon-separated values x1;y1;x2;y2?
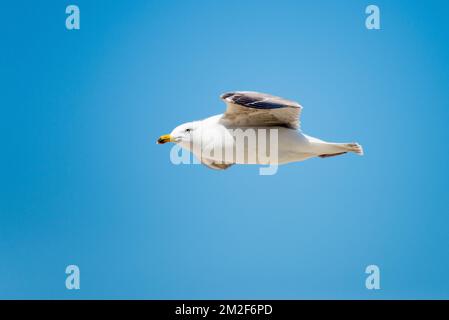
342;142;364;156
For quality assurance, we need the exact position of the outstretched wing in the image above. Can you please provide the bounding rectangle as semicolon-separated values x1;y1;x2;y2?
220;91;302;129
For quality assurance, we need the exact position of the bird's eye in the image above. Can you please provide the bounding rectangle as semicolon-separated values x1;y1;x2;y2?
185;128;192;133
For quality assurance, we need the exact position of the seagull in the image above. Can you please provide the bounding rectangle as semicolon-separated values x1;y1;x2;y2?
157;91;363;170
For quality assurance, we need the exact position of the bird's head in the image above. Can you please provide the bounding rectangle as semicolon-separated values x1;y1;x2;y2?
157;121;200;146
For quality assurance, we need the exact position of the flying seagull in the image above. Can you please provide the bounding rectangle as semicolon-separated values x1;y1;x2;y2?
157;91;363;170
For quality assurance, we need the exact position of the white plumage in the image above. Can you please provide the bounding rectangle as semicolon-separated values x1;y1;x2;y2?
157;91;363;170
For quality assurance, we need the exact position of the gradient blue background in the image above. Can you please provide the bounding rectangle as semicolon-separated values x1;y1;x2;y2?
1;0;449;299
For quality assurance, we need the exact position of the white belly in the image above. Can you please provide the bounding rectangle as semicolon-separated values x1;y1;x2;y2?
194;126;319;165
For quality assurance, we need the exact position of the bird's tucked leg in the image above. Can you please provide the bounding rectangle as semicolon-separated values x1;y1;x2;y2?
201;158;234;170
319;152;347;158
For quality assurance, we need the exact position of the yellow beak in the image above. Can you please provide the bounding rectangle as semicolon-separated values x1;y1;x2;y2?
157;134;173;144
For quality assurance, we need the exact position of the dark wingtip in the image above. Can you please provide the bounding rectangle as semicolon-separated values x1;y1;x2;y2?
220;92;235;100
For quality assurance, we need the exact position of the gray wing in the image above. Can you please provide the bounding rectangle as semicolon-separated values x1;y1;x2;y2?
220;91;302;129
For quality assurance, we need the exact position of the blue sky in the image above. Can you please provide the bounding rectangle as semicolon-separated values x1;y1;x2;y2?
1;0;449;299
